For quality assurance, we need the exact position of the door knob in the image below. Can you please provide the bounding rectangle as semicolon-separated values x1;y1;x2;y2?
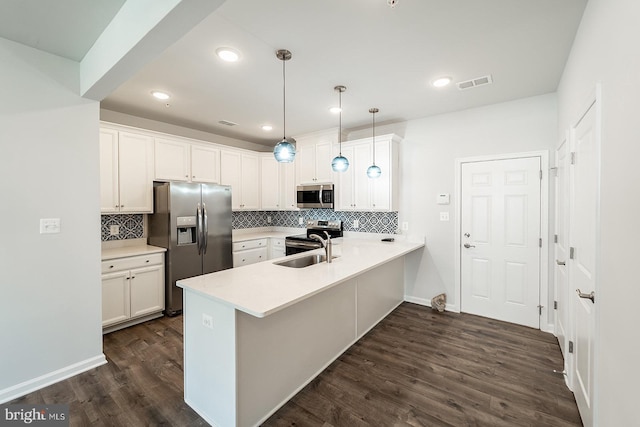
463;243;476;248
556;260;566;266
576;289;595;303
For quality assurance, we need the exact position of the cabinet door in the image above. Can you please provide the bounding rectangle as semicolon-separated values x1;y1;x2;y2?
118;132;154;213
282;162;297;210
102;271;130;327
241;154;260;210
130;265;164;318
353;143;372;210
233;247;268;267
297;143;317;184
336;145;355;211
155;138;190;181
100;129;119;213
314;140;334;183
371;140;392;211
191;145;220;183
261;155;280;210
220;150;242;209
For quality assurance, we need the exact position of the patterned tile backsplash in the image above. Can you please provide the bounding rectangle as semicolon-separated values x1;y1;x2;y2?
101;214;144;241
233;210;399;234
102;210;398;241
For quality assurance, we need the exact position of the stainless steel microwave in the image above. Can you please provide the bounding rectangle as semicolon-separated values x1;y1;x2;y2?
296;184;334;209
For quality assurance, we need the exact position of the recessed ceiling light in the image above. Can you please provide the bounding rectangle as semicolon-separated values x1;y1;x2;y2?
216;47;240;62
261;125;273;131
151;91;170;100
432;77;452;88
329;107;342;114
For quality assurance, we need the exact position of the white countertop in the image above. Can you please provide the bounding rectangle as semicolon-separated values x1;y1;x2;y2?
177;237;424;318
101;244;166;261
232;230;297;242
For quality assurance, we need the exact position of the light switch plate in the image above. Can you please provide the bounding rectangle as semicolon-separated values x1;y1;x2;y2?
40;218;61;234
401;222;409;231
353;219;359;229
109;225;120;236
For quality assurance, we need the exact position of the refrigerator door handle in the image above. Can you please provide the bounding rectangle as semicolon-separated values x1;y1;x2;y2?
203;202;209;253
196;202;203;255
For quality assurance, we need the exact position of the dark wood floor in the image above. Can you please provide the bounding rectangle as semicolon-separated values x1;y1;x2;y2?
12;303;582;426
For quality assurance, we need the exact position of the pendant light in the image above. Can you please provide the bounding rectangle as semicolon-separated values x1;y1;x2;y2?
331;85;349;172
367;108;382;178
273;49;296;163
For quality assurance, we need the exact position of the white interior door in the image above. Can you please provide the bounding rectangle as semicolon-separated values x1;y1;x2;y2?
461;157;541;328
554;139;570;359
570;101;597;427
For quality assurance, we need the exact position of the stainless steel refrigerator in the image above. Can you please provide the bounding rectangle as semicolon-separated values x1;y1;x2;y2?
148;182;233;316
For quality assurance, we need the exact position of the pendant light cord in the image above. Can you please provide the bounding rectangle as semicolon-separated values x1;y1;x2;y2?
282;57;286;140
372;109;376;166
338;89;342;155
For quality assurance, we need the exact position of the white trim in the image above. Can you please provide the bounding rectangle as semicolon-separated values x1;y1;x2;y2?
454;150;550;330
0;354;107;404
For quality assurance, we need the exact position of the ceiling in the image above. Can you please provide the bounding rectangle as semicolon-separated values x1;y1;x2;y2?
2;0;587;147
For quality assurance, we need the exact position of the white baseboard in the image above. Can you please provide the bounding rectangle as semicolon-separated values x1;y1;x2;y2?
403;295;459;313
0;354;107;404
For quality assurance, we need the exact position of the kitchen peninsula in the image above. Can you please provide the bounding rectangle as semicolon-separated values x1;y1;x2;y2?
177;236;424;427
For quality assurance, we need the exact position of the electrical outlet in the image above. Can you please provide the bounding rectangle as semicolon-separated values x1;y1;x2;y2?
267;216;272;224
109;225;120;235
298;217;304;225
202;313;213;329
353;219;359;228
439;212;450;221
401;222;409;231
40;218;61;234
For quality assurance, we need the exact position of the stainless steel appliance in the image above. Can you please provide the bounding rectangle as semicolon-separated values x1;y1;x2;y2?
148;182;233;316
285;220;343;255
297;184;334;209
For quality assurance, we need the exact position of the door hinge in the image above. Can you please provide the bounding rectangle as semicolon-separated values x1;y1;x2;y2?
538;305;543;315
554;301;558;310
569;247;575;259
554;234;558;243
539;238;542;248
570;152;576;165
569;341;574;353
539;170;543;180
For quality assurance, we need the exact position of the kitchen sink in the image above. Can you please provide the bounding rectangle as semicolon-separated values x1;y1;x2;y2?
273;254;339;268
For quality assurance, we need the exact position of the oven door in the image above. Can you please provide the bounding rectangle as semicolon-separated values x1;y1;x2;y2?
285;240;321;255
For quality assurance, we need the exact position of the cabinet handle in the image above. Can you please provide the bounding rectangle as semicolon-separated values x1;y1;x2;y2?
109;265;114;269
192;175;196;179
131;276;136;279
185;175;189;178
145;260;150;263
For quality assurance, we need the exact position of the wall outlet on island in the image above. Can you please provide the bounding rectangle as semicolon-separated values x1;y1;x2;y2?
202;313;213;329
401;222;409;231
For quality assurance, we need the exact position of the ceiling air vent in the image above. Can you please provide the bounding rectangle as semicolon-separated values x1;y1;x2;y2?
218;120;238;127
457;75;493;91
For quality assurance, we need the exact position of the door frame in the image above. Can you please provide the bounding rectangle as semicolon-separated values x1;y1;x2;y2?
453;150;550;331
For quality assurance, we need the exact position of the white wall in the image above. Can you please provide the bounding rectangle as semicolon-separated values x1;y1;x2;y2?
557;0;640;424
0;38;105;402
348;93;557;314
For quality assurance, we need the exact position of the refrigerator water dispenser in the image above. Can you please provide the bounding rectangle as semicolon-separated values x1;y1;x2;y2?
176;216;197;245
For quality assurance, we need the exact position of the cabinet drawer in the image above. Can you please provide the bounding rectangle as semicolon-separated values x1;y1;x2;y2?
233;247;268;267
232;238;268;252
102;253;164;273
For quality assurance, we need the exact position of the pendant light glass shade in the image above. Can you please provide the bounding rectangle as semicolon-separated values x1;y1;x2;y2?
331;85;349;172
273;49;296;163
367;107;381;179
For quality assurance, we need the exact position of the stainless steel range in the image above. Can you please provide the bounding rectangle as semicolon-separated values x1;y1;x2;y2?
285;220;343;255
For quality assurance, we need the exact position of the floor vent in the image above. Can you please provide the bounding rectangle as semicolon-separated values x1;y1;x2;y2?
457;75;493;90
218;120;238;126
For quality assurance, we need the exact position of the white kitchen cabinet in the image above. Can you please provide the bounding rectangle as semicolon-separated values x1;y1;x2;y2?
155;137;220;183
335;134;400;212
221;150;259;210
269;238;286;259
260;155;298;210
233;239;268;267
100;128;154;214
101;252;165;332
295;130;336;184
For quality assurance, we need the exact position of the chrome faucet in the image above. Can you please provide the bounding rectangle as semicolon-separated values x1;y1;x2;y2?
309;231;332;263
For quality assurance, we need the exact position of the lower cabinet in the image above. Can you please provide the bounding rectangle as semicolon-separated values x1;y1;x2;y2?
270;238;286;259
233;239;268;267
101;252;165;332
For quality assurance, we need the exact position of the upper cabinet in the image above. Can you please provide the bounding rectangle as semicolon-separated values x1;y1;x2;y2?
100;128;154;214
335;134;400;212
220;150;259;210
260;154;298;211
295;130;337;184
155;137;220;184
